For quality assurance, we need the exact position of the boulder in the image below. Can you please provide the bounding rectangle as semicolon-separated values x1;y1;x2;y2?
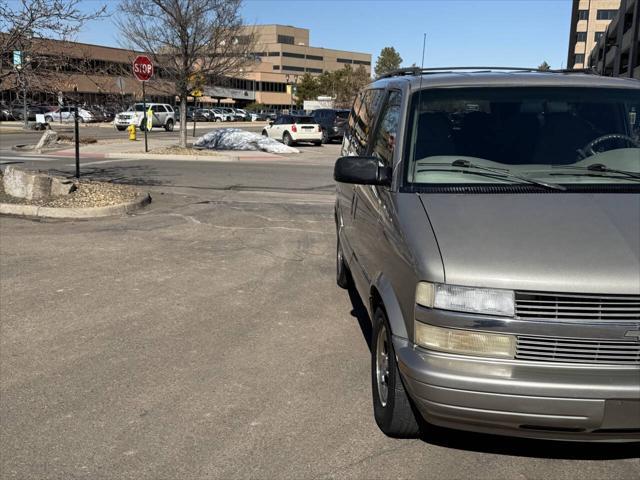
2;166;76;200
35;130;58;151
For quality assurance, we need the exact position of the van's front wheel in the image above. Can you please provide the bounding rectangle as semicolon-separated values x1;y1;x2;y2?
371;308;420;438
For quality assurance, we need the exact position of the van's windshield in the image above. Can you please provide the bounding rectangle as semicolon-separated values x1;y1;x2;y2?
405;87;640;187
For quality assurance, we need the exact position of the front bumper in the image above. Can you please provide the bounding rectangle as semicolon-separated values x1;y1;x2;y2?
395;312;640;442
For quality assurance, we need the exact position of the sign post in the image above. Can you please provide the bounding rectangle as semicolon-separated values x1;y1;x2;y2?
132;55;154;152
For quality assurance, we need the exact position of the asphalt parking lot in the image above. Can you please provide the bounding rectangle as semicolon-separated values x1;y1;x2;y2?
1;142;639;479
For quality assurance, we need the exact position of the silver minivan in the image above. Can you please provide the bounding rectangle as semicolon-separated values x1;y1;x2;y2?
334;68;640;442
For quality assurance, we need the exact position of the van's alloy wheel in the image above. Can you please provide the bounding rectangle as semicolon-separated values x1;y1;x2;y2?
283;132;293;146
371;308;420;438
165;119;174;131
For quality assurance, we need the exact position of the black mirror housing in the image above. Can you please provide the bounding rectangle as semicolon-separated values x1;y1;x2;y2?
334;156;392;186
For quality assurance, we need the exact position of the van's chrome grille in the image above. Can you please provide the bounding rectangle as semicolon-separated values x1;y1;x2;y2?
515;292;640;321
516;336;640;364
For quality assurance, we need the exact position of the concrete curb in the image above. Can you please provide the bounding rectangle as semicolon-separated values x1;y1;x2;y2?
0;193;151;219
104;152;238;162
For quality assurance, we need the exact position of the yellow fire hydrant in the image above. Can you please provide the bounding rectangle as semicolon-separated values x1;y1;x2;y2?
127;123;137;141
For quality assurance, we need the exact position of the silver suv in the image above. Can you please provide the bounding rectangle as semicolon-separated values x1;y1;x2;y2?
334;68;640;442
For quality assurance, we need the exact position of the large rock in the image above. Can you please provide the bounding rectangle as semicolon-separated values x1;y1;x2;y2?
2;165;76;200
35;130;58;151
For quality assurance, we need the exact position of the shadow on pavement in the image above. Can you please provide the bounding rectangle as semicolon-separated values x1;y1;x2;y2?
49;165;171;186
347;283;372;352
419;423;640;460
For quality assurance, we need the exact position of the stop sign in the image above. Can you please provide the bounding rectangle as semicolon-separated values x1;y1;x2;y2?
133;55;154;82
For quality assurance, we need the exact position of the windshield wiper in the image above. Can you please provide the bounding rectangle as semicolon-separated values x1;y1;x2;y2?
551;163;640;180
416;159;566;191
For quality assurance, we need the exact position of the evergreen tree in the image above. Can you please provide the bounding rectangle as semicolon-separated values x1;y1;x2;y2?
374;47;402;77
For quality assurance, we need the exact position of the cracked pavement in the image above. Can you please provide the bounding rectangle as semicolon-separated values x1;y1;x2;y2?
1;145;639;479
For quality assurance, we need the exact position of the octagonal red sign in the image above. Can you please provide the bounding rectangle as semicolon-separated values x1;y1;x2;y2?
133;55;154;82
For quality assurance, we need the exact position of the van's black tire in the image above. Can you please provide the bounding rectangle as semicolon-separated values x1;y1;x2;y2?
283;132;294;146
45;116;53;123
139;122;146;132
116;126;126;131
336;239;352;289
164;119;174;131
371;307;421;438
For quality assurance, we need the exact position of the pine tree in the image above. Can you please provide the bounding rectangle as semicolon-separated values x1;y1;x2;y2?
374;47;403;78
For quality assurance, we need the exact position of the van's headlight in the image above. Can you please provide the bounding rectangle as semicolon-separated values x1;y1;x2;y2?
415;322;516;358
415;282;515;317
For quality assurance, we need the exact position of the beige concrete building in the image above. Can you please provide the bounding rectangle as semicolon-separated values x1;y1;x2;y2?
588;0;640;78
225;25;371;107
567;0;621;68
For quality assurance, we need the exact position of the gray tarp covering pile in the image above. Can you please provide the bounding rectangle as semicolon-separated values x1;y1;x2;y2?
193;128;300;154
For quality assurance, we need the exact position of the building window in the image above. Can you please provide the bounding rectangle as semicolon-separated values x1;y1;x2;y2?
574;54;585;64
273;65;280;70
306;54;323;61
576;31;587;42
282;65;305;72
305;67;323;74
337;58;353;64
282;51;305;59
596;9;618;21
354;60;370;66
594;31;604;42
277;35;294;45
268;51;280;57
578;10;588;21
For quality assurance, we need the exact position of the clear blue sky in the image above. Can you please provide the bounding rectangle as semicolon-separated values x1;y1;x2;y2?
73;0;573;69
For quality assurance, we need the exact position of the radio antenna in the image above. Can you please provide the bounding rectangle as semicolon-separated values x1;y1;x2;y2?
412;33;427;181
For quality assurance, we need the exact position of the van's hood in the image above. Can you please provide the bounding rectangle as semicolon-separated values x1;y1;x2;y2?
419;194;640;294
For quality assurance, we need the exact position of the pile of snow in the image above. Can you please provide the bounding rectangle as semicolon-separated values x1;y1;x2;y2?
193;128;299;154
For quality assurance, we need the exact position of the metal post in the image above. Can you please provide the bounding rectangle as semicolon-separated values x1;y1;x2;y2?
74;104;80;178
22;80;27;128
192;98;197;137
142;81;148;152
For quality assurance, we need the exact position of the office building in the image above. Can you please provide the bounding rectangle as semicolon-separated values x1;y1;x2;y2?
589;0;640;78
567;0;621;68
0;25;371;109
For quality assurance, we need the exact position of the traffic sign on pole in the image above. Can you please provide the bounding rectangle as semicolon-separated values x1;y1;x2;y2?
132;55;154;82
132;55;153;152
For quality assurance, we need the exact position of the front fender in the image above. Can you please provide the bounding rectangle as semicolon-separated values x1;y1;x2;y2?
371;273;409;339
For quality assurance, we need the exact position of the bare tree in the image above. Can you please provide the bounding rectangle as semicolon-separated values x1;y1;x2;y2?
117;0;256;147
0;0;106;125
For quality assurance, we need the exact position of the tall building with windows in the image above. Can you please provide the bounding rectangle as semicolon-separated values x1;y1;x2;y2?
567;0;621;68
589;0;640;78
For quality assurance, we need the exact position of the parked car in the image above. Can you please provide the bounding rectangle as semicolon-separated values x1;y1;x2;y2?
333;68;640;442
114;103;175;131
207;109;224;122
312;108;349;144
233;108;251;121
261;114;322;146
44;106;96;123
247;111;267;122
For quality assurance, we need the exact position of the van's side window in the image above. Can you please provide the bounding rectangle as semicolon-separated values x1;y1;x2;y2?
353;89;384;155
372;91;402;166
342;92;365;156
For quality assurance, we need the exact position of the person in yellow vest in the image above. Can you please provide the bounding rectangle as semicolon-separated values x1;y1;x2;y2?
146;106;153;131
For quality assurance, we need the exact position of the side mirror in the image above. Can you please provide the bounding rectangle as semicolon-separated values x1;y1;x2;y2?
334;156;392;186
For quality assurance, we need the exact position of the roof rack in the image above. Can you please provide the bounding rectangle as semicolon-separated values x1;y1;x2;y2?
376;66;600;80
